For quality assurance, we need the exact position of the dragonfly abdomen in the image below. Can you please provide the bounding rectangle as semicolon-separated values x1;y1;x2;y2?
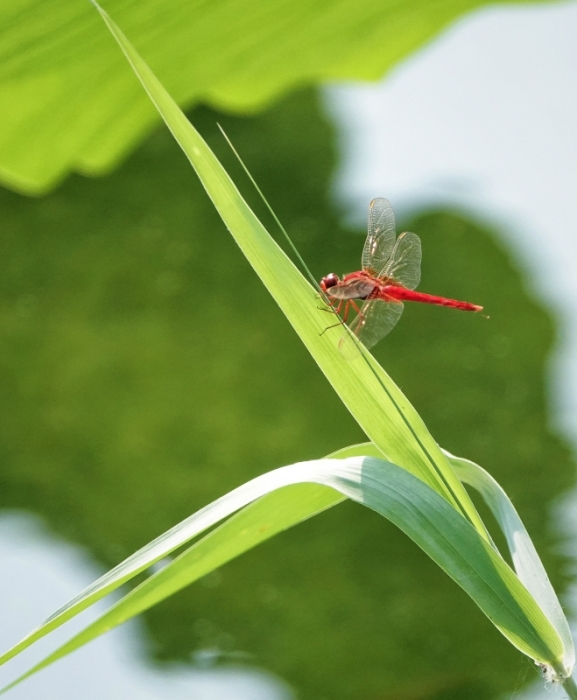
381;285;482;312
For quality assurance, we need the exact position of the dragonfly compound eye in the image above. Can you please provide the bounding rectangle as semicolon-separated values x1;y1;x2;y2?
320;273;339;292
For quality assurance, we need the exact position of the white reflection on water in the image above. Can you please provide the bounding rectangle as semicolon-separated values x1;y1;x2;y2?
325;1;577;697
0;512;293;700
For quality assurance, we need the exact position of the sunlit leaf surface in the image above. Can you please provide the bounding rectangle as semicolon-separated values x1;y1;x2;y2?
0;0;554;193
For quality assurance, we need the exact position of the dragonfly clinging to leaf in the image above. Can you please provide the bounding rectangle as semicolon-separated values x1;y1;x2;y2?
320;198;483;352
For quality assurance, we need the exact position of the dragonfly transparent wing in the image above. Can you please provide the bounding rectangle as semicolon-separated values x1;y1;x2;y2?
362;198;396;274
382;231;421;290
339;297;404;357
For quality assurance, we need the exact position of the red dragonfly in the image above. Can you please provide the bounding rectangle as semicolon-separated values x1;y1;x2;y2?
320;197;483;352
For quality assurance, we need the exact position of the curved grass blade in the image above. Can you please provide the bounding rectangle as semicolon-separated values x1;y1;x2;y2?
0;443;367;668
217;123;320;291
444;449;575;676
0;444;380;669
90;1;489;539
350;441;575;677
0;455;565;692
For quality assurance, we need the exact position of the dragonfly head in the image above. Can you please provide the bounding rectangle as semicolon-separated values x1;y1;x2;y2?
320;273;340;293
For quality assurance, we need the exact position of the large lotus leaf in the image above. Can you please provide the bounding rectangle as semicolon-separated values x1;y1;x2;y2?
0;0;552;194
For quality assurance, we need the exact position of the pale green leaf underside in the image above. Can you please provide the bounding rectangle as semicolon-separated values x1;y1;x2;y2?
0;445;361;671
2;443;571;681
444;449;575;674
0;0;554;194
0;455;565;691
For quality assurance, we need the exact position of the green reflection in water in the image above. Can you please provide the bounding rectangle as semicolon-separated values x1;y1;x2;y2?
0;89;573;700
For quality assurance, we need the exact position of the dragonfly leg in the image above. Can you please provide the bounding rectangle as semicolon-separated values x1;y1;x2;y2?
348;299;362;318
319;300;349;337
320;297;368;337
318;295;342;313
343;299;368;343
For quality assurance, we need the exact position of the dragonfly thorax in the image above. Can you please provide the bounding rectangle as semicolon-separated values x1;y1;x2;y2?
323;272;378;301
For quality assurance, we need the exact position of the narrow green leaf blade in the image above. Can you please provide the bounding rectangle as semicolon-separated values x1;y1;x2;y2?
91;1;489;541
339;442;574;676
0;444;362;668
445;449;575;675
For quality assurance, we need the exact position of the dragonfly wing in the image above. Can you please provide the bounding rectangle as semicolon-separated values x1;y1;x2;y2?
382;231;421;290
362;198;396;274
339;297;404;357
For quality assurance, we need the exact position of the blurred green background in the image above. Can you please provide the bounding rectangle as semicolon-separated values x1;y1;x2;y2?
0;84;574;699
